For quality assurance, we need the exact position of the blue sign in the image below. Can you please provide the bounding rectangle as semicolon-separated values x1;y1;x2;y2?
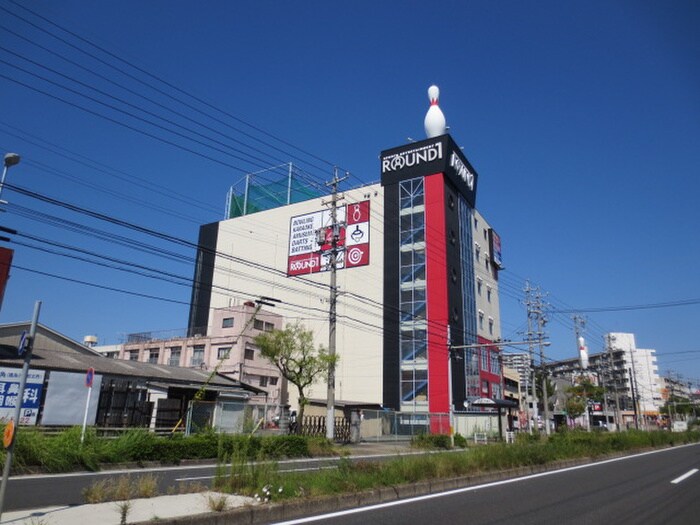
0;367;45;425
85;367;95;388
17;330;28;356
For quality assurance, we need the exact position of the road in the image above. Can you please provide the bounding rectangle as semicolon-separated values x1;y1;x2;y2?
4;448;417;511
272;444;700;525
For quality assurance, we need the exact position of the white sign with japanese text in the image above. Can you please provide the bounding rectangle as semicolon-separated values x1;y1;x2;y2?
0;366;45;425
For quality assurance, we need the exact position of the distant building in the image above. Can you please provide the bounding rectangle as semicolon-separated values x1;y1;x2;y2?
544;332;662;428
94;303;286;407
0;322;261;430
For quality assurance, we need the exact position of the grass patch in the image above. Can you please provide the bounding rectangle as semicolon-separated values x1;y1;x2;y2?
213;430;700;502
8;426;329;474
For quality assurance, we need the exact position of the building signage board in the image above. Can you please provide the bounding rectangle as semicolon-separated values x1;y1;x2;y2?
489;229;503;269
380;134;478;207
0;367;45;425
287;200;370;276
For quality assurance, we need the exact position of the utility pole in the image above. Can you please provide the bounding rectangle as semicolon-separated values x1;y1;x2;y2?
606;333;622;431
524;282;548;433
323;168;347;441
524;282;536;434
535;290;550;435
573;315;591;431
629;365;640;430
0;301;41;520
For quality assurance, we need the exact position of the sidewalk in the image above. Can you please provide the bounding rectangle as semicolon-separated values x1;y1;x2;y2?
1;440;417;525
1;492;254;525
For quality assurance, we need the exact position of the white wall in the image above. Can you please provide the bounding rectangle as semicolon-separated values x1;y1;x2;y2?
210;185;385;407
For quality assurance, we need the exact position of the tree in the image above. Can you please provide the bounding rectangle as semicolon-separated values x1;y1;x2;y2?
565;377;605;425
254;323;337;433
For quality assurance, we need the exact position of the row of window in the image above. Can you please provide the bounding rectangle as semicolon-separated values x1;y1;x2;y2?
476;279;492;302
126;343;259;366
222;317;275;332
478;311;495;335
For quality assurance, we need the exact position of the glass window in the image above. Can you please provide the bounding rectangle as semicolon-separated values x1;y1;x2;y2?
148;349;159;364
269;377;278;386
259;376;268;387
487;287;492;303
401;328;427;361
169;346;181;366
481;348;489;371
244;345;255;360
401;368;428;403
217;347;231;359
191;345;205;367
254;319;264;330
490;349;500;374
222;317;234;328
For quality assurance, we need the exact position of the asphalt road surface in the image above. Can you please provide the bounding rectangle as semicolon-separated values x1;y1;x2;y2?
271;444;700;525
4;451;410;511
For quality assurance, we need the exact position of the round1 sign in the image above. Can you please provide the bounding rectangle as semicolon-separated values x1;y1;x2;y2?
85;367;95;388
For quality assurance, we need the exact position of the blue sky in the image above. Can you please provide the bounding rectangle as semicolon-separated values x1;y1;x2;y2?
1;1;698;384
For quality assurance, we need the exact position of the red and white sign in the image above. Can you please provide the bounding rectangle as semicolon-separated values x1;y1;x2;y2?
85;367;95;388
287;200;370;276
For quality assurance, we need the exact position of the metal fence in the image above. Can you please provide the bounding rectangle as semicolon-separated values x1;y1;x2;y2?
185;401;505;442
358;410;450;441
186;400;283;435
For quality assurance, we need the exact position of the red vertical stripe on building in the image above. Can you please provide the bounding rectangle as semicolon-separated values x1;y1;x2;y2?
424;173;449;415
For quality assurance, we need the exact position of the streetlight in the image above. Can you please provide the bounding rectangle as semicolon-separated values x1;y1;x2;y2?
0;153;21;204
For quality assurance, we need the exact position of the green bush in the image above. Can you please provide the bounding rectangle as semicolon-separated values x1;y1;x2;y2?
453;433;468;448
412;433;452;449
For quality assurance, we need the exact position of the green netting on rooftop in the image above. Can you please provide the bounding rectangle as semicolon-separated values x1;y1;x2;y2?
226;165;325;219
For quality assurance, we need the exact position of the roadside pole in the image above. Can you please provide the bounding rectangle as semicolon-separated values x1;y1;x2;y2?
0;301;41;520
81;367;95;444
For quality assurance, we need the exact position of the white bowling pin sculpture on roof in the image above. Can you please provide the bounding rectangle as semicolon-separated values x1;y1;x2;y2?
424;84;447;138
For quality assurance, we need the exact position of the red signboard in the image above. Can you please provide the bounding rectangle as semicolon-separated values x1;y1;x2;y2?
0;247;13;310
287;200;370;276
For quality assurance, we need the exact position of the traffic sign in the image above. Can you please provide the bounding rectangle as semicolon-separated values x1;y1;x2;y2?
3;419;14;448
17;330;27;356
85;367;95;388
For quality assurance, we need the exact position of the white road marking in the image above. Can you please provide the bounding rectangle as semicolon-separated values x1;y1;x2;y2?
671;468;698;484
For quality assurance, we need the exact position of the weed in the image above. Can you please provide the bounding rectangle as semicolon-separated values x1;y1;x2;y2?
135;474;159;498
115;500;132;525
205;493;229;512
83;479;111;503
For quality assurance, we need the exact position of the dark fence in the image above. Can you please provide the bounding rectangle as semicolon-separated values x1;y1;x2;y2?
299;415;351;442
